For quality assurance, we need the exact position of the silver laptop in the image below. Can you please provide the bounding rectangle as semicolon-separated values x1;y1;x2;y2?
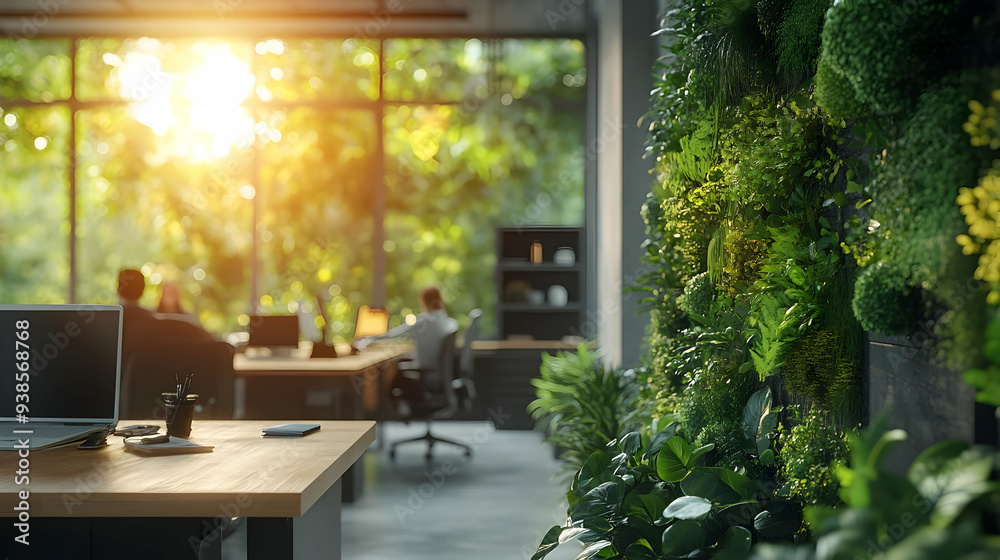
0;304;122;450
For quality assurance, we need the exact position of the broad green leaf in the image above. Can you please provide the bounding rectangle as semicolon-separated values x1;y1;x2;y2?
760;448;775;466
533;525;565;560
753;502;801;539
620;432;642;458
661;519;704;556
663;496;712;521
577;540;612;560
714;526;752;559
788;266;806;286
690;444;715;466
908;440;970;486
624;541;655;559
742;387;773;442
647;421;678;460
681;468;752;505
756;437;770;456
639;494;668;522
578;451;610;487
657;436;693;482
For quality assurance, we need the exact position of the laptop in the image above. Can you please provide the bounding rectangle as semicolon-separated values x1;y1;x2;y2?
0;304;123;450
247;315;300;349
353;305;389;340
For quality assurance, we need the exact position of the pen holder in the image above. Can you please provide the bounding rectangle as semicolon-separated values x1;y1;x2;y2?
163;393;198;438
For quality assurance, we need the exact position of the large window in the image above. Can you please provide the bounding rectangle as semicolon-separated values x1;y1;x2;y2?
0;36;585;338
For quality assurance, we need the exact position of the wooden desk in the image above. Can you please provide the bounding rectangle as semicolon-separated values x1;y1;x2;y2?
0;420;374;560
232;344;408;418
232;345;406;503
233;344;407;377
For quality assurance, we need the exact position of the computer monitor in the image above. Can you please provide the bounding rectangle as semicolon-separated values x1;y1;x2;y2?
0;304;122;422
354;305;389;340
247;315;299;348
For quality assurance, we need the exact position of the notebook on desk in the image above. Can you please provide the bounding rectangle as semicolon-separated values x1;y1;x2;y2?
0;305;123;450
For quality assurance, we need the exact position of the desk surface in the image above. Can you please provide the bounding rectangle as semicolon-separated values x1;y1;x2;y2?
470;340;592;351
234;345;407;376
0;420;374;518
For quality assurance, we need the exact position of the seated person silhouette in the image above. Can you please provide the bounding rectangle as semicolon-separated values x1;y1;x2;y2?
359;287;456;395
117;269;214;360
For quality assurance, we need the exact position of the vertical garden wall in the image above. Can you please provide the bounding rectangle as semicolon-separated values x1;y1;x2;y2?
531;1;1000;558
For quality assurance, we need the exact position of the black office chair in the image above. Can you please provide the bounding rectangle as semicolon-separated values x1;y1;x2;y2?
388;323;472;460
121;340;236;421
455;309;483;406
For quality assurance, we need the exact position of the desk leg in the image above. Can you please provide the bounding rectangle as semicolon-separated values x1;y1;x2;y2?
247;479;342;560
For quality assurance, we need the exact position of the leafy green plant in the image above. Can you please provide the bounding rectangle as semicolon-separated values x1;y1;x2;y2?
869;80;984;293
851;262;918;335
693;387;781;480
529;344;641;474
677;358;747;441
777;408;847;508
752;415;1000;559
776;0;831;82
681;272;715;318
533;417;800;560
747;293;793;379
820;0;958;115
782;329;856;409
814;56;866;120
665;298;746;389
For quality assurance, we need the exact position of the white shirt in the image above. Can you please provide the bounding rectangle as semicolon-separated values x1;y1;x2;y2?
383;309;458;371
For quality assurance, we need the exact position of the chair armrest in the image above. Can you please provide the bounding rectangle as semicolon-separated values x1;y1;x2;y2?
451;378;476;401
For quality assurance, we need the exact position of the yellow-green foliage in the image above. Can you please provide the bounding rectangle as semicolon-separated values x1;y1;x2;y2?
779;408;848;507
681;272;714;317
957;90;1000;304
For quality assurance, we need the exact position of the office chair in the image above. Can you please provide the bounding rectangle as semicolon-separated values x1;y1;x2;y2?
388;322;472;460
455;309;483;405
121;340;236;421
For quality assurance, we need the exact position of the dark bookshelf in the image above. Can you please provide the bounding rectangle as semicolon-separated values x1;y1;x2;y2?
495;227;585;340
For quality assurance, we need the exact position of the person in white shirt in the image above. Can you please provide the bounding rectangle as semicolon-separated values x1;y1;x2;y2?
362;286;458;393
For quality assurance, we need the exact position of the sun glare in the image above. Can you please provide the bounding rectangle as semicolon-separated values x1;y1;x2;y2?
110;40;257;160
184;44;256;158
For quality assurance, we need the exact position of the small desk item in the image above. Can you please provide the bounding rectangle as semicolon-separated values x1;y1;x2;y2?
123;435;214;455
114;424;160;437
263;423;321;437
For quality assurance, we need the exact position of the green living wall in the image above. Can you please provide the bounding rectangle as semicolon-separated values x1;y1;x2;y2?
531;1;1000;558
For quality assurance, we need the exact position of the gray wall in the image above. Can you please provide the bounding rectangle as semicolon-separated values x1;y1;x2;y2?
592;0;657;368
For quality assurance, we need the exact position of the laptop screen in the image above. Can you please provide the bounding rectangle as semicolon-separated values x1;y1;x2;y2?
247;315;300;348
354;305;389;339
0;305;122;423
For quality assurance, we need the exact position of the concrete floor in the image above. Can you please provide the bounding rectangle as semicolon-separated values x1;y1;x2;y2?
222;421;580;560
